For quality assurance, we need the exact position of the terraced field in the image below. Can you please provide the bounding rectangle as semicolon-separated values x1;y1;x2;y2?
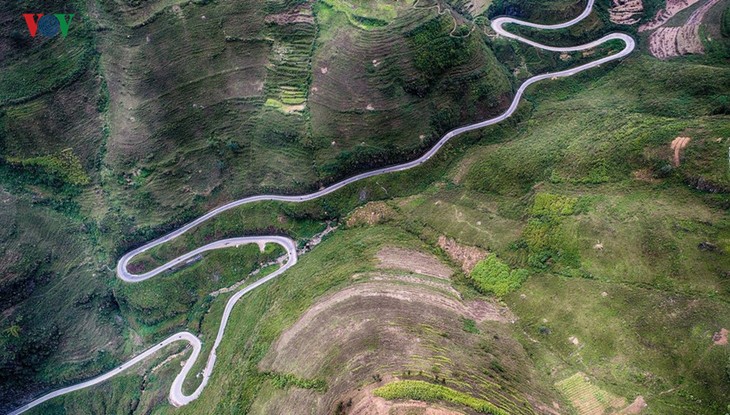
555;373;626;415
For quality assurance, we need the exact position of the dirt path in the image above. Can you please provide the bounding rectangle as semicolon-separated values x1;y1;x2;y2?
670;136;691;166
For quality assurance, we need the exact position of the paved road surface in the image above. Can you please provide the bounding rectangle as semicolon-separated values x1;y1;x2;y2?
8;1;634;413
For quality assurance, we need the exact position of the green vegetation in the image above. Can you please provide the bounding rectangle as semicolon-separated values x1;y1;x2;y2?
0;0;97;107
5;149;90;186
518;193;581;270
374;380;509;415
470;255;528;296
407;17;476;81
264;372;327;391
462;318;480;333
119;243;284;330
25;225;556;414
555;372;627;414
318;0;396;29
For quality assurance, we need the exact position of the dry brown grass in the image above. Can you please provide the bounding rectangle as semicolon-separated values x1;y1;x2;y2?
376;247;454;278
254;268;540;414
632;168;661;183
437;235;488;274
346;201;398;227
621;396;648;414
265;3;315;25
640;0;701;31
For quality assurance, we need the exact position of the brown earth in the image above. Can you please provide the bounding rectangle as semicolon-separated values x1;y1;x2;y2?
264;3;315;25
255;270;552;415
347;201;398;227
646;0;722;59
621;395;648;414
670;136;691;166
376;247;454;278
609;0;644;25
355;272;460;297
437;236;488;274
640;0;700;31
632;168;661;183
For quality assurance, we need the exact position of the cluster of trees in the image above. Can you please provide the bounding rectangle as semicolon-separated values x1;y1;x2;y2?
406;17;475;84
0;318;62;405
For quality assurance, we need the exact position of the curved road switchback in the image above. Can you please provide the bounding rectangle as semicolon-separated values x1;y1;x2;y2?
8;1;634;413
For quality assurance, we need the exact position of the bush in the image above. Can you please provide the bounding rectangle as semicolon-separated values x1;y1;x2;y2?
519;193;581;269
265;372;327;392
5;148;90;186
530;193;577;216
470;255;528;296
374;380;509;415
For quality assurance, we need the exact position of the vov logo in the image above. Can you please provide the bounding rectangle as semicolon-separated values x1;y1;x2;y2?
22;14;75;38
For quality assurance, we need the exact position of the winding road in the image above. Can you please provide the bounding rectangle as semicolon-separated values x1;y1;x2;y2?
8;1;635;414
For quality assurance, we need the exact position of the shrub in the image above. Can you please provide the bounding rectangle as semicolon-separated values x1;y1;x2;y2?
530;193;577;217
265;372;327;392
5;148;90;186
519;193;581;269
470;255;528;296
374;380;508;415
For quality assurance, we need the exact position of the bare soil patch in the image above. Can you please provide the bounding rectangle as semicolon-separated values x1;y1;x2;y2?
646;0;722;58
640;0;700;31
376;247;454;279
622;395;648;414
437;236;488;274
632;168;661;183
713;328;728;345
610;0;644;25
355;272;460;297
347;201;397;227
670;136;691;166
265;3;314;25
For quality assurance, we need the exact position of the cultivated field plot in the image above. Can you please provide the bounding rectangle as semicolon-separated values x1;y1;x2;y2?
249;238;555;415
555;372;627;415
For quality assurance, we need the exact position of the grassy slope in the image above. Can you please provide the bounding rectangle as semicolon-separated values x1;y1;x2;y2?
29;225;561;414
